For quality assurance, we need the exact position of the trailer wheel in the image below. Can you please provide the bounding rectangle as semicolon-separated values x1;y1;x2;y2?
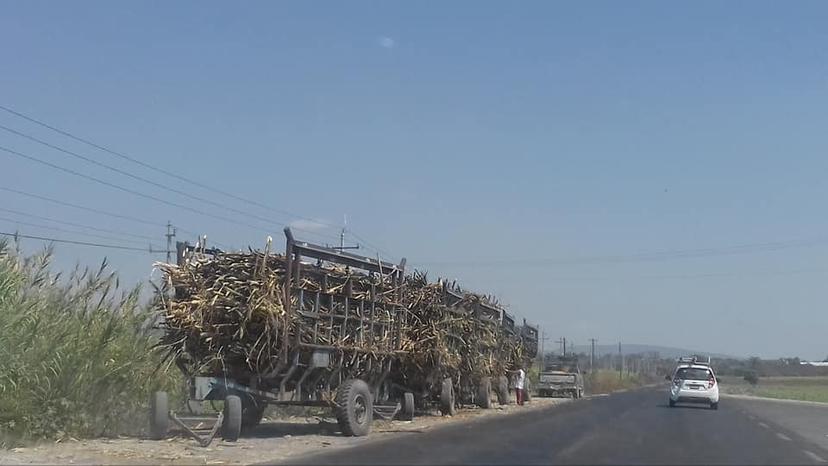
496;376;510;405
149;391;169;440
241;402;266;430
477;377;492;409
335;378;373;437
401;392;415;421
440;379;456;416
222;395;242;441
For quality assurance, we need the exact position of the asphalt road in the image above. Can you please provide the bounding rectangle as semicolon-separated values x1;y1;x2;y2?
281;387;828;465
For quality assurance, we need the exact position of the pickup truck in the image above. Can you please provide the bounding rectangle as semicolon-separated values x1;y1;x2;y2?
537;357;584;398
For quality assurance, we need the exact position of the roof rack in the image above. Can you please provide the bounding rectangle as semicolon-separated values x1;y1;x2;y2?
677;355;711;366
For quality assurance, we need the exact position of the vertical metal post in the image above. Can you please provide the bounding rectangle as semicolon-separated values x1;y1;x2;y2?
590;338;597;374
165;221;176;263
619;342;623;381
283;229;294;364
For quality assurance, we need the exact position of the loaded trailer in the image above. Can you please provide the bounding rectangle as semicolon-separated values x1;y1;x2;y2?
389;282;517;415
150;228;414;445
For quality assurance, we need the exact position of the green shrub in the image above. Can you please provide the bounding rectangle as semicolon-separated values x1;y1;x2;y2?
0;241;180;447
744;371;759;386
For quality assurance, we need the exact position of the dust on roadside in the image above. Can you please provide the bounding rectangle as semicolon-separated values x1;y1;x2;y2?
0;397;569;465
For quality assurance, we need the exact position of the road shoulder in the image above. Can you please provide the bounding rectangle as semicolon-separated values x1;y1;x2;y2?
727;394;828;457
0;398;571;465
722;393;828;407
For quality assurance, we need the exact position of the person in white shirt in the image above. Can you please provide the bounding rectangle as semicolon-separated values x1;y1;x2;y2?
512;367;526;405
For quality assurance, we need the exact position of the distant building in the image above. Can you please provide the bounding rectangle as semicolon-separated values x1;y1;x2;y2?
799;361;828;367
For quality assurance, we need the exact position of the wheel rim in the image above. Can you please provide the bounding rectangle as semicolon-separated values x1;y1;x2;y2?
354;394;368;424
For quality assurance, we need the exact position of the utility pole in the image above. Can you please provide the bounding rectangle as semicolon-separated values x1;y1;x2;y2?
539;329;549;374
589;338;598;373
618;342;623;381
329;216;359;252
556;337;567;355
538;330;546;374
165;221;176;263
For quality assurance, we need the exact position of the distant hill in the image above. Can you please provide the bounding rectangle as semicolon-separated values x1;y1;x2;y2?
565;344;740;361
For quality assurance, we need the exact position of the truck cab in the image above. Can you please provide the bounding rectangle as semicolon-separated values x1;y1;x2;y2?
537;356;584;398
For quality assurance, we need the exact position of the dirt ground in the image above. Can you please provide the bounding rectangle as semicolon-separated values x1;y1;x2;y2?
0;397;570;465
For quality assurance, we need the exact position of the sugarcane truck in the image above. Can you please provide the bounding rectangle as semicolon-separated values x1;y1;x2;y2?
149;228;414;445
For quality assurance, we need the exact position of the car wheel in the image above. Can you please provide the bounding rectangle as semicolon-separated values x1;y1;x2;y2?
668;399;676;407
711;402;719;410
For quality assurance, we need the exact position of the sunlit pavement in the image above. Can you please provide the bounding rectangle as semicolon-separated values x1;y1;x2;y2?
279;387;828;465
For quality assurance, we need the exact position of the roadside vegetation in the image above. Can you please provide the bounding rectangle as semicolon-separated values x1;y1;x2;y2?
719;375;828;403
585;370;651;394
0;241;179;447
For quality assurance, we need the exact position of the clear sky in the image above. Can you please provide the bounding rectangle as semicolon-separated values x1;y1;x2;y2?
2;1;828;359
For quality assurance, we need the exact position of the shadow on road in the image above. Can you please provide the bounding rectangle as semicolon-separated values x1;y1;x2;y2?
656;403;716;410
244;420;340;439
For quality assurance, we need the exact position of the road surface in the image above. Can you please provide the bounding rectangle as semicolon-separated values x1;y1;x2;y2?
281;387;828;465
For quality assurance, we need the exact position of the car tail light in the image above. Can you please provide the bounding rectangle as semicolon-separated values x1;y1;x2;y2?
708;376;715;388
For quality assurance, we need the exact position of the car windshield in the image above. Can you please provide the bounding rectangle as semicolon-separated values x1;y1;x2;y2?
675;368;712;381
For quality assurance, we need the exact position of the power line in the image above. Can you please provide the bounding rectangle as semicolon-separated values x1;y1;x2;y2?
0;231;164;253
0;144;319;241
0;206;159;242
346;229;398;263
0;215;160;247
0;123;341;243
412;236;828;268
0;104;380;248
0;186;233;250
0;104;311;221
0;185;160;227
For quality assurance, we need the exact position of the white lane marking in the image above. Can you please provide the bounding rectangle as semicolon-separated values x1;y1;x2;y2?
776;432;792;441
758;422;770;429
803;450;827;463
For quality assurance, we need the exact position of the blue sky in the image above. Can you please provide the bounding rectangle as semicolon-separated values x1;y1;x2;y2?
2;1;828;359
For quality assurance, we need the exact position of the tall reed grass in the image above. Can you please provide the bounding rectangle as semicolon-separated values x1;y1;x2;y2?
0;240;179;446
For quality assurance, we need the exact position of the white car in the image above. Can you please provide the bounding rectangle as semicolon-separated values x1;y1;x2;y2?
667;357;719;410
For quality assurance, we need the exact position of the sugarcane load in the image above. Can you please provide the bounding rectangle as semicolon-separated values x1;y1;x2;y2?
149;228;538;444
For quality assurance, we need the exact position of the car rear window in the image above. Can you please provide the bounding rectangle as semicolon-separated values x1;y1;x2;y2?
675;368;711;380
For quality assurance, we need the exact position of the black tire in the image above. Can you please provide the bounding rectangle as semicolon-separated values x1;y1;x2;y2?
669;399;676;408
241;402;266;430
335;379;373;437
149;391;169;440
711;402;719;410
496;376;509;405
401;392;415;420
440;378;456;416
477;377;492;409
222;395;242;441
